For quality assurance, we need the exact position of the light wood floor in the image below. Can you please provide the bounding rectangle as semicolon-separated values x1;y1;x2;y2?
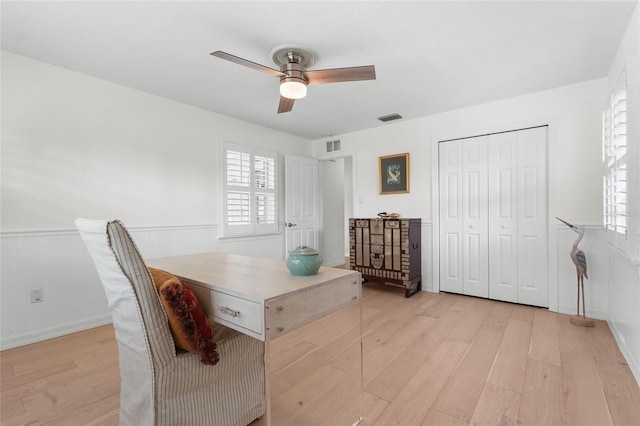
2;281;640;425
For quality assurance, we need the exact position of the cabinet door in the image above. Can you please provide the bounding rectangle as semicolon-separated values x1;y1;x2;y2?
439;140;464;294
462;136;488;298
354;220;371;268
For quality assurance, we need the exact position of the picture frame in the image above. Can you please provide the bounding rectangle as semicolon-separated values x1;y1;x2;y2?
379;152;410;194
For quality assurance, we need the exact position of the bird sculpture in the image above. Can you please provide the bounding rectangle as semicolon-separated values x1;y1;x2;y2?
556;217;594;327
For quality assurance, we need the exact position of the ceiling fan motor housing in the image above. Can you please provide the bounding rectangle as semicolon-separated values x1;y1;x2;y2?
280;62;307;85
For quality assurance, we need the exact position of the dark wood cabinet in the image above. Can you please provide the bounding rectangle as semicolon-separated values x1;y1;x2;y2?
349;218;422;298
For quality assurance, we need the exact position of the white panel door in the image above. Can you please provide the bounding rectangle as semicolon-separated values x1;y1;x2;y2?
516;127;548;307
488;132;519;302
285;154;319;254
462;136;488;298
438;140;463;294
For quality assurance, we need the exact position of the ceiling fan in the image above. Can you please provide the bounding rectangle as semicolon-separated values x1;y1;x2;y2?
210;44;376;114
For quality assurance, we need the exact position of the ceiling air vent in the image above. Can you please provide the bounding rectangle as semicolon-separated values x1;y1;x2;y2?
326;139;341;153
378;113;403;123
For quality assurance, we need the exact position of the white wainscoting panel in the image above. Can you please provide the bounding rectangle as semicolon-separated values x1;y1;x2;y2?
1;224;285;349
216;234;284;260
422;222;434;292
607;250;640;385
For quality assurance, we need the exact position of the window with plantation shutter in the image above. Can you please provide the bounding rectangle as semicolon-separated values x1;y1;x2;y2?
603;69;628;251
223;142;278;236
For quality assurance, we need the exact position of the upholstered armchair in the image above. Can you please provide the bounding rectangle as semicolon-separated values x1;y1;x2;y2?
76;218;265;426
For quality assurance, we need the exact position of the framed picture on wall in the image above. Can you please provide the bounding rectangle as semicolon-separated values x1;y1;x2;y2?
379;152;410;194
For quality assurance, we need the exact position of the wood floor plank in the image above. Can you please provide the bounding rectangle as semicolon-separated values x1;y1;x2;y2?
363;314;435;384
558;314;593;358
270;340;318;373
421;409;468;426
487;318;532;392
372;339;469;426
595;359;640;402
587;319;628;363
269;364;348;425
529;308;561;366
432;327;503;423
446;298;492;343
518;358;565;426
421;292;460;319
605;393;640;426
480;299;513;334
561;352;613;426
469;382;520;426
356;391;390;426
510;304;536;322
414;291;447;316
274;323;360;384
44;394;120;426
364;307;466;402
0;395;25;422
303;301;363;347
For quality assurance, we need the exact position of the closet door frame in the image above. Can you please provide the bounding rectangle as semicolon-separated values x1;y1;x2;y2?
431;118;559;312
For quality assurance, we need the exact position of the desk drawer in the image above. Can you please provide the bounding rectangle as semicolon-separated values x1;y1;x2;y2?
210;290;263;336
267;275;361;339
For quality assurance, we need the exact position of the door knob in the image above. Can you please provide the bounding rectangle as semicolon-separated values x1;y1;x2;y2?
285;222;298;228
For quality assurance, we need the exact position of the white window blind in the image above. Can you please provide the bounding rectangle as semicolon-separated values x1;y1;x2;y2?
223;143;277;236
603;70;628;251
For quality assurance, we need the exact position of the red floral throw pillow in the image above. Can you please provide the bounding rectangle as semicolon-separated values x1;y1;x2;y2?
149;267;219;365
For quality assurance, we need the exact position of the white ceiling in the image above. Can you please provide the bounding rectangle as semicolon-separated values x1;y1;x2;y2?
2;1;637;140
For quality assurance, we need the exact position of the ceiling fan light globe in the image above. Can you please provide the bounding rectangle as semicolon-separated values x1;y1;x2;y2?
280;80;307;99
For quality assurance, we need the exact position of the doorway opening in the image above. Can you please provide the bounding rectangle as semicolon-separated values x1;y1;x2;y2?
319;156;354;267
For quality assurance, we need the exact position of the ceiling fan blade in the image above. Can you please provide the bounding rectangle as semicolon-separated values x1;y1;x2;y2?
278;96;295;114
210;51;284;77
306;65;376;85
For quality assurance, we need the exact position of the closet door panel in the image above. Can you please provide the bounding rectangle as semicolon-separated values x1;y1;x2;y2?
462;136;488;298
439;141;463;293
517;127;548;307
488;132;518;302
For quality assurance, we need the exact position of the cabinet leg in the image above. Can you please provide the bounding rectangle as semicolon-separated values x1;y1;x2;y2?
404;280;422;298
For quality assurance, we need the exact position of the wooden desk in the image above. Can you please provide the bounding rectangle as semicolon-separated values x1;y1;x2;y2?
148;252;363;425
147;252;362;341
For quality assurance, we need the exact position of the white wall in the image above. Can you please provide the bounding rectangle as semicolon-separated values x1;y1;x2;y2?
0;51;311;348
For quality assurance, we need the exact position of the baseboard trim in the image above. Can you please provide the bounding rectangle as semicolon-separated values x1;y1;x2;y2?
0;314;113;350
607;318;640;386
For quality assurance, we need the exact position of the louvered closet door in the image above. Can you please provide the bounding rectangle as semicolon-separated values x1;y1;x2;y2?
439;140;464;294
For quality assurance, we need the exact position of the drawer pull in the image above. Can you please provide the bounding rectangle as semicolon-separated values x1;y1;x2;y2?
218;306;240;318
277;305;285;311
277;326;285;332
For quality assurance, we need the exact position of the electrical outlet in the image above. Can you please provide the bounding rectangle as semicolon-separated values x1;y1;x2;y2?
31;288;44;303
